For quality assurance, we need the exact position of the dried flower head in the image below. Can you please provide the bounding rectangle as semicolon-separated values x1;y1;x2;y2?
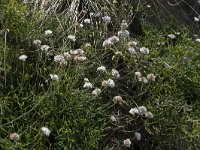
113;95;123;104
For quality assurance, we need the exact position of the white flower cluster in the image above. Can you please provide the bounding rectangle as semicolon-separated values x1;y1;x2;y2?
83;78;93;89
68;48;87;63
127;41;150;56
135;72;156;83
118;20;130;38
101;79;115;88
129;106;153;118
50;74;59;82
168;34;176;39
102;36;119;47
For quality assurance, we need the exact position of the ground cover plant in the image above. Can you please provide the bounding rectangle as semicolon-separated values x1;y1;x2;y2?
0;0;200;149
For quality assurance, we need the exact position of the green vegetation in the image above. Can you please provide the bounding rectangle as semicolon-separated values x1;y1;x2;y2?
0;0;200;149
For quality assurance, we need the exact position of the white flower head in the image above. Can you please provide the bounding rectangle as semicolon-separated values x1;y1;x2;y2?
123;138;131;147
41;127;51;137
10;133;20;142
64;52;72;60
102;15;111;23
134;132;141;141
135;72;142;79
83;82;93;89
137;106;148;116
110;115;117;122
84;18;91;24
139;77;148;84
167;34;176;39
50;74;59;82
108;36;119;44
59;59;67;67
84;78;89;82
92;88;101;96
74;56;87;63
129;106;148;117
128;41;137;47
97;66;107;73
33;39;42;46
129;108;139;115
102;39;113;47
195;38;200;43
94;12;101;17
147;73;156;81
54;54;64;63
118;30;130;38
146;111;154;118
114;51;123;57
45;30;53;36
85;42;92;47
194;17;199;22
83;78;93;89
112;69;120;79
41;45;50;52
147;4;151;8
128;47;137;55
68;35;76;42
140;47;149;55
107;78;115;88
19;54;28;61
79;23;84;28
